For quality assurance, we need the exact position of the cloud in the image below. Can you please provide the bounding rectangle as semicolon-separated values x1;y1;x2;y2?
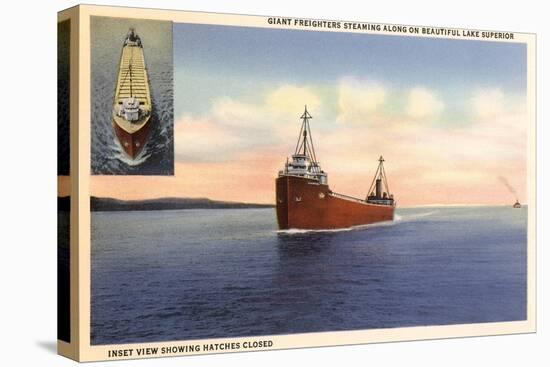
336;81;444;126
169;81;527;206
173;115;244;162
209;97;264;129
266;85;321;115
337;78;387;124
317;86;527;205
467;89;527;155
174;84;320;162
472;88;505;119
406;87;444;119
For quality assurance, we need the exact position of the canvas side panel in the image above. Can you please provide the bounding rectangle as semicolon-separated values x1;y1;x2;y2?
57;17;71;343
57;6;80;362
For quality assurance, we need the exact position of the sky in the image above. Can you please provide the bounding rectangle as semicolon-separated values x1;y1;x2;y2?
91;22;528;206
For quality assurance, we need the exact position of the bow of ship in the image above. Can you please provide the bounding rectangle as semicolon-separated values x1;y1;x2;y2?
275;106;396;230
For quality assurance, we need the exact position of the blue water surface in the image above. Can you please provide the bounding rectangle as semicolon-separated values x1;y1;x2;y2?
91;206;527;345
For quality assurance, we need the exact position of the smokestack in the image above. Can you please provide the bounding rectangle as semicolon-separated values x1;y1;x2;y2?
376;178;382;198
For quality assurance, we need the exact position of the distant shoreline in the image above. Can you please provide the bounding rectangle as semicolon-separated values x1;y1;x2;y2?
57;196;274;212
56;197;523;212
400;203;525;209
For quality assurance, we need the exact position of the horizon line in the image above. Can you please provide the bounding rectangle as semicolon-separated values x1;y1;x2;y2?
61;195;525;208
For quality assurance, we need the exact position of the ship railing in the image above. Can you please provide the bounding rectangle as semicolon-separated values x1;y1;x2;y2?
366;198;394;206
278;172;324;181
328;191;367;204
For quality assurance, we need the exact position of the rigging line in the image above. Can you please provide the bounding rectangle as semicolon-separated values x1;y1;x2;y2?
367;165;381;196
294;122;305;154
307;122;318;164
119;48;135;96
129;48;134;97
382;164;390;195
296;141;304;156
297;138;305;156
306;144;317;172
118;65;134;101
306;131;316;162
303;127;308;156
303;110;318;164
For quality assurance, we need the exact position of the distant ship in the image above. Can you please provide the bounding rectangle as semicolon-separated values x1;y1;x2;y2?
275;106;395;230
513;200;522;208
112;28;152;158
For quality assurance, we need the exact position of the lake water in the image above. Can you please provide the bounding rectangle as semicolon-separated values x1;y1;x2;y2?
91;206;527;345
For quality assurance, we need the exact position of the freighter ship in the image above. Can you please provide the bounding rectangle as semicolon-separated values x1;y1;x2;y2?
112;28;152;158
276;107;395;230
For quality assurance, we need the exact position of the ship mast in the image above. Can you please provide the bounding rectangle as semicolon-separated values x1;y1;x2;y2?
293;105;320;173
367;156;391;200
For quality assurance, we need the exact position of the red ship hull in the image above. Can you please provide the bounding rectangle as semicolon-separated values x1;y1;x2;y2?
113;120;151;159
276;175;394;230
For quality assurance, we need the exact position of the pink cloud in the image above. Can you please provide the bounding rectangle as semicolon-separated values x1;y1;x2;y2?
93;83;528;207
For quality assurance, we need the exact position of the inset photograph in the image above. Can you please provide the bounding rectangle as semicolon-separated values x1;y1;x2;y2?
90;17;174;175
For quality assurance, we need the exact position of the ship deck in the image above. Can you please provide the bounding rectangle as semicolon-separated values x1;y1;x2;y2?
279;174;394;208
112;45;151;134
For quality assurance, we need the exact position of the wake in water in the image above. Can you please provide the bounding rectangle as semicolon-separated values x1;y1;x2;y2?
112;137;151;166
276;209;439;235
400;210;439;220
